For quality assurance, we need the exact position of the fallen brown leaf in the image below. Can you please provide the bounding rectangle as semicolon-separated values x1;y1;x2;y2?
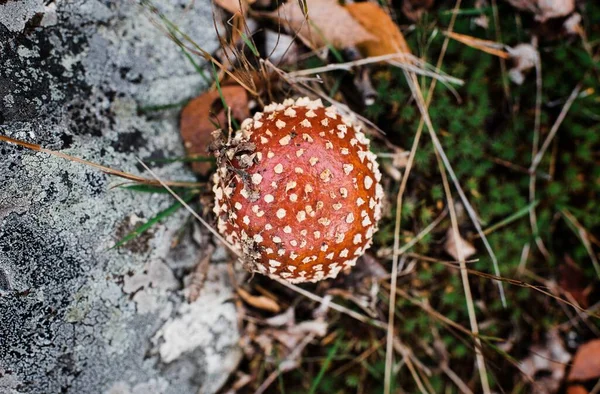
180;86;249;175
345;2;410;57
505;0;574;22
444;228;477;261
507;43;539;85
558;255;591;309
263;0;376;49
237;287;281;313
568;339;600;382
520;329;572;394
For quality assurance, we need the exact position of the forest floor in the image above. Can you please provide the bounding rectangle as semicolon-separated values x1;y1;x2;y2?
122;0;600;393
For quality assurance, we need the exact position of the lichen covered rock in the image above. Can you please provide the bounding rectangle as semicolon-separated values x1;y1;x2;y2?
0;1;239;393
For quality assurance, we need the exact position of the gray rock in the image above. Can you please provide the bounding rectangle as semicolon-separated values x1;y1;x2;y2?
0;1;240;393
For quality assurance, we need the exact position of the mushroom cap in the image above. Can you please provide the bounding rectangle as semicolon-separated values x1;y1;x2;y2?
213;97;383;283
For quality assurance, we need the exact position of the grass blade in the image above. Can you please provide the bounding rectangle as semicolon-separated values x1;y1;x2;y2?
309;330;345;394
238;30;260;57
111;192;198;249
211;63;241;130
481;200;539;236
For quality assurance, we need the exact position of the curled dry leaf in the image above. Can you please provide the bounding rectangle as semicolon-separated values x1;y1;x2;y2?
345;2;411;57
508;43;539;85
520;329;572;394
263;0;376;49
444;228;477;261
265;307;295;327
563;13;583;35
505;0;575;22
237;287;281;313
271;320;327;349
180;86;249;175
568;339;600;382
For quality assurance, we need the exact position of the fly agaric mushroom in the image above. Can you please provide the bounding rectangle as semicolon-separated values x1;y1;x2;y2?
212;97;383;283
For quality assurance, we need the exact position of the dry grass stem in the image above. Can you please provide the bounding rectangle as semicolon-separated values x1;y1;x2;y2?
435;146;491;393
530;84;582;172
528;50;550;258
560;208;600;278
443;31;510;59
0;135;202;187
287;52;464;86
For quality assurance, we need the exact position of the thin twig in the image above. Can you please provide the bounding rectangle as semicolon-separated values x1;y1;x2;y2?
0;135;202;187
276;279;387;329
393;338;430;394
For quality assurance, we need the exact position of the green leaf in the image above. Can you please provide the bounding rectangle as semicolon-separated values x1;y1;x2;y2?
111;192;197;249
238;30;259;57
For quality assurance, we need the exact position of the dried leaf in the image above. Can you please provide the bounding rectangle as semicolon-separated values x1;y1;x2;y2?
505;0;574;22
265;307;295;327
270;319;328;349
444;228;477;261
180;86;249;175
563;13;582;35
402;0;435;21
290;320;328;337
264;0;376;49
520;329;571;394
558;255;591;308
568;339;600;382
237;287;281;313
346;2;411;57
507;43;539;85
